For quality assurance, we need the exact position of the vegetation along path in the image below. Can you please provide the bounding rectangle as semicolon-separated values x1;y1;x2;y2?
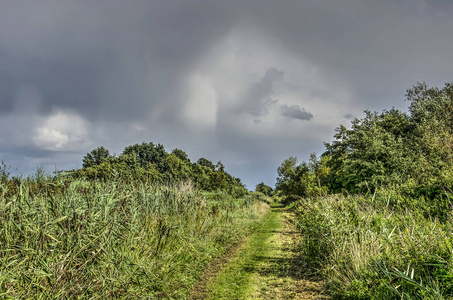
189;202;329;299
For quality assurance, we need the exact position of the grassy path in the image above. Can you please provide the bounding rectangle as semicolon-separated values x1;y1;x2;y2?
190;203;329;299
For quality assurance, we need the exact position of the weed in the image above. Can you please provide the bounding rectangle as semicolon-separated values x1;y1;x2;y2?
0;177;263;299
294;192;453;299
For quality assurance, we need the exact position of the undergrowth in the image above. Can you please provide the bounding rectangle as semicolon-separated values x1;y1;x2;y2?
293;191;453;299
0;176;263;299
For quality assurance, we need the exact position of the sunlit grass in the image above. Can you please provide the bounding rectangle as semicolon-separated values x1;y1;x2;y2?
0;177;264;299
209;203;280;299
293;191;453;299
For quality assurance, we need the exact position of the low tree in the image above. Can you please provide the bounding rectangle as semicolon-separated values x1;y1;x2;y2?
196;157;215;171
166;153;192;181
123;142;168;173
82;146;111;168
171;148;190;163
80;142;247;196
321;82;453;197
275;153;329;200
255;182;273;196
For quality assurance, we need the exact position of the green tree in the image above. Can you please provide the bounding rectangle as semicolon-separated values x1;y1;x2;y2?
275;154;330;199
323;109;419;192
196;158;215;171
274;82;453;201
255;182;273;196
275;157;297;194
406;82;453;194
210;161;227;190
171;148;191;163
275;157;310;198
321;82;453;196
122;142;168;173
166;153;192;181
0;161;10;182
191;163;212;190
82;146;111;168
80;142;247;196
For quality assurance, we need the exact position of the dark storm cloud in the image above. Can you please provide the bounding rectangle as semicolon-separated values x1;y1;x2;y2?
247;0;453;111
280;104;313;121
239;67;313;123
0;0;235;121
1;0;453;188
241;67;282;117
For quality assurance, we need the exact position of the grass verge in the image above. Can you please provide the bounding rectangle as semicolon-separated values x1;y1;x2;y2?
208;203;281;299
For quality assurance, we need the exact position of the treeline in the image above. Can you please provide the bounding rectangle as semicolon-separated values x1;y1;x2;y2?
276;82;453;203
76;142;247;197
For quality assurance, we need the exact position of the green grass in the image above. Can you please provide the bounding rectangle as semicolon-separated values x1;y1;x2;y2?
208;203;281;299
0;177;264;299
293;191;453;299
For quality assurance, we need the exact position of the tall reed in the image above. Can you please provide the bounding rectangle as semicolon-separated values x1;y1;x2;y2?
293;191;453;299
0;177;264;299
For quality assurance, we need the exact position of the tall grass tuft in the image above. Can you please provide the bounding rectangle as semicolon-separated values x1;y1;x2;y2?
0;176;264;299
293;191;453;299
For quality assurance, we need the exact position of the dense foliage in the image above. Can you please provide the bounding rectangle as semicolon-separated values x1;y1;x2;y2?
78;142;247;197
0;138;265;298
255;182;273;196
276;82;453;201
275;154;329;200
277;82;453;298
294;192;453;299
0;173;265;299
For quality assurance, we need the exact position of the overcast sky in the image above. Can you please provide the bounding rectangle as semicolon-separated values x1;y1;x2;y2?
0;0;452;188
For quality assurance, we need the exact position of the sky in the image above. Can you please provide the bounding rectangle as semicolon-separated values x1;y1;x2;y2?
0;0;452;189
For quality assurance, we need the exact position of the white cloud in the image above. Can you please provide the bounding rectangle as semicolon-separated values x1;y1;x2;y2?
36;128;69;149
34;110;90;151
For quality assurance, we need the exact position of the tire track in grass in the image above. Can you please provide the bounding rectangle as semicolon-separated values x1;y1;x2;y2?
247;206;330;299
188;238;249;300
202;203;329;299
188;202;269;300
208;205;280;299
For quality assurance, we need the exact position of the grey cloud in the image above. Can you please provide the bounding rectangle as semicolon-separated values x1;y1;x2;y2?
0;1;235;122
343;113;355;120
1;0;453;189
280;104;313;121
241;67;283;117
240;67;315;123
239;1;453;111
254;68;284;100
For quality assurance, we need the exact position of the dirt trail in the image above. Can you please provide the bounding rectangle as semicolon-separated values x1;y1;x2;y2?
189;204;329;299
